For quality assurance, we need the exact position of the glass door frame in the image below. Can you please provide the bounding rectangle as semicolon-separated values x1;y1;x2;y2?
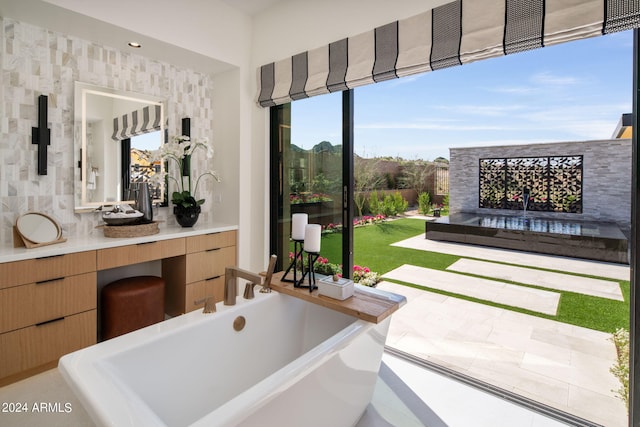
269;90;354;278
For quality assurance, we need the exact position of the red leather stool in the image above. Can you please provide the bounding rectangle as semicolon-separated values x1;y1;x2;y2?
101;275;165;340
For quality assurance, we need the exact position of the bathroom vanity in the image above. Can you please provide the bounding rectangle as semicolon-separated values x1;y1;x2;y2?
0;222;238;386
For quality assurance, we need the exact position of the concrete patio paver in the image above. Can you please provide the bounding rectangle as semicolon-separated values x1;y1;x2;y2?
378;280;627;427
447;258;624;301
383;264;561;315
392;234;630;281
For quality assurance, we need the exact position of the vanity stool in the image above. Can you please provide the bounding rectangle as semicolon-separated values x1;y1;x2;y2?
101;275;165;340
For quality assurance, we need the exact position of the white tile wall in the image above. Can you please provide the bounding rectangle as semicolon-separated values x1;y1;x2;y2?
0;18;218;245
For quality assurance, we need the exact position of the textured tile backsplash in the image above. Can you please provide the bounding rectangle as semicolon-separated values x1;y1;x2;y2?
0;17;217;246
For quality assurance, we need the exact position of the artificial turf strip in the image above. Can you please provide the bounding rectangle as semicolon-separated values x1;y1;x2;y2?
318;217;629;334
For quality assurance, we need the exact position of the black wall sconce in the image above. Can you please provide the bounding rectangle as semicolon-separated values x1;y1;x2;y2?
32;94;50;175
181;117;191;176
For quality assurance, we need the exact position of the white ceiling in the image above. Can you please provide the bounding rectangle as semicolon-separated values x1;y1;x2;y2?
0;0;247;74
220;0;286;16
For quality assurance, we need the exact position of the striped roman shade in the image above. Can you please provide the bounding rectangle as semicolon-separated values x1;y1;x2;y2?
257;0;640;107
111;104;162;141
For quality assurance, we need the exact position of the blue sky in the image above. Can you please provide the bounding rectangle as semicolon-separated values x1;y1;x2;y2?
291;30;633;161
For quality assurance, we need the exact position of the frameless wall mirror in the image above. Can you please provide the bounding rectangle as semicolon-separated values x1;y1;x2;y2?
74;82;166;212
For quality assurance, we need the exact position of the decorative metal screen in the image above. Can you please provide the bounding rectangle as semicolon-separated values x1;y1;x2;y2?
479;156;582;213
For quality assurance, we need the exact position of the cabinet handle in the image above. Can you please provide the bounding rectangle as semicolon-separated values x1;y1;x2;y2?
205;232;220;236
206;275;221;281
136;241;156;246
36;277;64;285
36;317;64;327
206;247;221;252
36;254;64;261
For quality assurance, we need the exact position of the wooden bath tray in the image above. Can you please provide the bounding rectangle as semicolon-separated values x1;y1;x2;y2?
269;271;405;324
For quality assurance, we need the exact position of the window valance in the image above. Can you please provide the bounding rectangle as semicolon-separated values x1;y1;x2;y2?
111;104;162;141
257;0;640;107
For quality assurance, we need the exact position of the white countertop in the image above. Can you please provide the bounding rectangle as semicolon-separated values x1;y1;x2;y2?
0;221;239;264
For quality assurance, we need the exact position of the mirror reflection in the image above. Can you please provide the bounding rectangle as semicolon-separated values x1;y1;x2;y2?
74;82;166;211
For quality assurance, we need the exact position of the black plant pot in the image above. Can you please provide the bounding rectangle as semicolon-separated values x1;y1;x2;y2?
174;205;201;227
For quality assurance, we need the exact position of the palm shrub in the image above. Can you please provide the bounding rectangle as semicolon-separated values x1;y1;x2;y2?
418;192;431;215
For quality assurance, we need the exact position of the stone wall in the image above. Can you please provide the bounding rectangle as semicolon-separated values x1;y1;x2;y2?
0;18;218;245
449;139;632;233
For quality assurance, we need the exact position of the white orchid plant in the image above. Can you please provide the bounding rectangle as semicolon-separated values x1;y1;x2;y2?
151;135;221;209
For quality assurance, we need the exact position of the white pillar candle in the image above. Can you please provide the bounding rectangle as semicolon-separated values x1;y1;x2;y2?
291;213;308;241
304;224;322;253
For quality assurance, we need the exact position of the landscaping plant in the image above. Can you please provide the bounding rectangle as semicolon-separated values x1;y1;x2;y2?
418;192;431;215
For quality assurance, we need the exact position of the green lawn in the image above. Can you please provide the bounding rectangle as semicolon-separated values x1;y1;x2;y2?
319;217;629;333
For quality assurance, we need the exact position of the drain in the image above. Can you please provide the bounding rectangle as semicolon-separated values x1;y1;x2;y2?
233;316;246;331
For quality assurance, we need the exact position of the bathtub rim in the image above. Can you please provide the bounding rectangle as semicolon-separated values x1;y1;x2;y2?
59;292;275;427
58;290;380;427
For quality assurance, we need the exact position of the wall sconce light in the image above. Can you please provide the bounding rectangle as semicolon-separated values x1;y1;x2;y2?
181;117;191;176
32;94;50;175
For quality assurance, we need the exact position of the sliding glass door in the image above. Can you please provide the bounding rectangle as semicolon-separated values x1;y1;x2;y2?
270;91;353;277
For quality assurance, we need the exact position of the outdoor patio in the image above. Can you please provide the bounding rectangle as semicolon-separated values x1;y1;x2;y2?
378;235;629;426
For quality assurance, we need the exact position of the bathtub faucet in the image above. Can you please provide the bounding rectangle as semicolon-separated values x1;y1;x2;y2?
224;267;264;306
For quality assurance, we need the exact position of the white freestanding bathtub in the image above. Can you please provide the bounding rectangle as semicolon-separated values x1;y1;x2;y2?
59;287;401;427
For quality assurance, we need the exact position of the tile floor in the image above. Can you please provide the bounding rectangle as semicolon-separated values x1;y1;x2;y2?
392;235;630;281
359;352;572;427
378;281;626;426
384;264;561;314
447;258;624;301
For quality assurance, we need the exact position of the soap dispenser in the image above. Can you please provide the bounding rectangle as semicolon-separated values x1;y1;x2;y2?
136;182;153;223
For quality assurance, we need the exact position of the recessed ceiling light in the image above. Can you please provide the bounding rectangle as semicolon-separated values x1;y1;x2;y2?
128;42;142;48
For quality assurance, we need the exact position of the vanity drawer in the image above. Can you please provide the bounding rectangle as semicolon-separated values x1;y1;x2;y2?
97;238;186;270
186;230;236;253
0;272;97;334
184;277;224;313
0;310;96;380
185;245;236;283
0;251;97;290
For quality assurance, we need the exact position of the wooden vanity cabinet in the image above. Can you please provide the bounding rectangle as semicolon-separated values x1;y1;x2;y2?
0;227;237;385
163;231;237;316
97;239;185;270
0;252;97;386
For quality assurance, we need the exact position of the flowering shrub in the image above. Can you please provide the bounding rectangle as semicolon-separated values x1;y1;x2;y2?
322;223;343;234
286;253;381;286
353;214;386;227
352;265;381;287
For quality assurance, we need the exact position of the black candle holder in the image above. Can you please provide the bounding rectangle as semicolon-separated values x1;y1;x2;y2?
298;251;319;292
281;239;304;286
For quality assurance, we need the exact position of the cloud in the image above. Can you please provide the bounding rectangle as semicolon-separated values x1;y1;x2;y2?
530;71;582;86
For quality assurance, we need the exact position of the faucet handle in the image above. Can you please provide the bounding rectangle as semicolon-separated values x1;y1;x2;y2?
203;296;217;313
243;283;256;299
